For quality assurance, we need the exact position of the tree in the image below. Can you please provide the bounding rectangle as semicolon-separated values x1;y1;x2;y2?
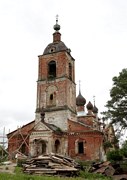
107;149;123;162
102;68;127;135
121;140;127;157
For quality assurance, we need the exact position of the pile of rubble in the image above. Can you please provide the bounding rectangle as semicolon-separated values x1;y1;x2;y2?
22;154;127;179
91;161;116;176
23;153;80;176
91;161;127;180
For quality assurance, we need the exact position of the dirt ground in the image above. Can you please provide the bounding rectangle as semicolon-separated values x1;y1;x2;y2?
0;162;16;174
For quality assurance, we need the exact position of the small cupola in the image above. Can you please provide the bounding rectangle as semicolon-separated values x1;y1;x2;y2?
86;101;93;115
76;82;86;114
93;105;98;114
92;96;98;115
76;81;86;107
86;101;93;110
76;92;86;106
53;15;61;42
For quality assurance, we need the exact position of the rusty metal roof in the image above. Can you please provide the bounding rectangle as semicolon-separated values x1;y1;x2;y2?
43;41;70;55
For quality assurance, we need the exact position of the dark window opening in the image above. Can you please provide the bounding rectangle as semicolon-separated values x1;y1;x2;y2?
21;144;26;154
42;141;46;154
78;142;84;154
50;47;56;53
55;139;60;153
50;94;53;100
69;63;72;80
48;61;56;79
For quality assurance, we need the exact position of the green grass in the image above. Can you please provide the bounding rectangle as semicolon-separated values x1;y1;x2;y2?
0;173;81;180
0;167;112;180
0;173;112;180
79;171;112;180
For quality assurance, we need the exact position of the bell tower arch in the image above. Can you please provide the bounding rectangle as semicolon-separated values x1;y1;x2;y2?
48;60;56;79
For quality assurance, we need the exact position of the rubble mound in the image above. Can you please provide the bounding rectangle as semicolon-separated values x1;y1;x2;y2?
23;153;80;176
91;161;127;180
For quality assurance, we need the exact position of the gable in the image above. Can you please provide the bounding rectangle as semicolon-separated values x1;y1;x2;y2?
7;120;35;138
68;119;94;132
34;122;51;131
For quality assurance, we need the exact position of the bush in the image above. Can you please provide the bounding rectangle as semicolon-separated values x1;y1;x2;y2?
79;171;112;179
120;140;127;157
76;160;92;171
103;141;112;148
17;158;27;167
107;150;123;162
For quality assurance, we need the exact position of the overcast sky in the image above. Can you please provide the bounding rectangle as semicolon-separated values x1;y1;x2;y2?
0;0;127;137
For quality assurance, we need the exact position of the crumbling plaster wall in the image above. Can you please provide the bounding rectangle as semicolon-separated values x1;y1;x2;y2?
29;131;68;157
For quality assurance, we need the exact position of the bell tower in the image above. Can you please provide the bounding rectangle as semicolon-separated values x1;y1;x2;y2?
35;17;76;130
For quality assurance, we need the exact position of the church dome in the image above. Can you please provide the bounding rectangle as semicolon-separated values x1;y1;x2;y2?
43;41;70;55
53;22;60;31
93;105;98;113
86;101;93;110
43;16;71;55
76;93;86;106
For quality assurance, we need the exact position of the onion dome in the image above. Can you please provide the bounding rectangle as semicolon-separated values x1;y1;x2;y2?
86;101;93;110
93;105;98;114
53;19;60;31
76;92;86;106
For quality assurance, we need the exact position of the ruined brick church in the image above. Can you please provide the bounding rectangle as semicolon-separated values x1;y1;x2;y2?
7;19;106;161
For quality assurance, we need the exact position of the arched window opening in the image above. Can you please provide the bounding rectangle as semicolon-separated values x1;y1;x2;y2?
21;143;26;154
46;86;57;107
41;141;46;154
69;63;72;80
55;139;60;153
50;94;53;100
48;61;56;79
78;141;84;154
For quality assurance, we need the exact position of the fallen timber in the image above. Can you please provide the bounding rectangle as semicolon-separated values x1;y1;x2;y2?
22;153;80;176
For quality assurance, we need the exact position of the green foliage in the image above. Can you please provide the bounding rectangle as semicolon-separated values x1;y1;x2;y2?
0;171;112;180
17;159;27;167
56;127;62;133
79;171;112;179
0;146;8;163
106;149;123;162
76;160;93;171
112;136;119;145
14;166;23;174
103;141;113;148
120;162;127;173
120;140;127;157
0;172;112;180
102;68;127;135
0;164;113;180
0;155;8;163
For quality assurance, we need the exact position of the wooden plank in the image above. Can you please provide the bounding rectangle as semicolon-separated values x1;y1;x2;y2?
25;167;77;171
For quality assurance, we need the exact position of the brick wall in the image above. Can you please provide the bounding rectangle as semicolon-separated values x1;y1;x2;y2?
68;119;103;161
7;121;35;159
